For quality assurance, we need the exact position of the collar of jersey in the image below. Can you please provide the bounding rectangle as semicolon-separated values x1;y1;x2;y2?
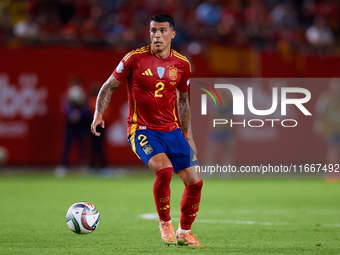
149;44;173;59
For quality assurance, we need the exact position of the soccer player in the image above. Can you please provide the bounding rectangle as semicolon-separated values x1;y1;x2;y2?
91;14;203;247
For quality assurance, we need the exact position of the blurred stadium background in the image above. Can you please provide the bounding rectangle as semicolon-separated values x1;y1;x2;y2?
1;0;340;170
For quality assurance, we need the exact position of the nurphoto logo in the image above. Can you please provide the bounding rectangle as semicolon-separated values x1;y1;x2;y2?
198;82;312;128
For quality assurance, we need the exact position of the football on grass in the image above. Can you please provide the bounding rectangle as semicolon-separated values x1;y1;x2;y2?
66;202;100;234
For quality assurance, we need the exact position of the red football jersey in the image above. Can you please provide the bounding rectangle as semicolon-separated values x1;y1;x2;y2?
113;45;191;137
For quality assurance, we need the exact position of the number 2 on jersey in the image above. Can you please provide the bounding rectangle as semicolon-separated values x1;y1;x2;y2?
155;82;164;97
138;134;148;147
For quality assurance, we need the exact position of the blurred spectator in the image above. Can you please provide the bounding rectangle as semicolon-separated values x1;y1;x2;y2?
195;0;222;26
244;0;268;50
88;82;111;175
55;76;91;178
60;15;82;42
13;14;40;40
271;2;298;30
57;0;75;24
315;78;340;181
1;0;27;25
203;90;234;169
37;12;61;43
305;16;335;53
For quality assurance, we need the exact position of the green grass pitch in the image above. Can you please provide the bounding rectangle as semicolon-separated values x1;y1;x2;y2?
0;172;339;254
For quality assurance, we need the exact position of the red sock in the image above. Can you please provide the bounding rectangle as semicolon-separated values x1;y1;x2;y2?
180;180;203;230
153;167;173;222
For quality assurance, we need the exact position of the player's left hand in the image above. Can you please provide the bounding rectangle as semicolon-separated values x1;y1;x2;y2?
91;115;105;137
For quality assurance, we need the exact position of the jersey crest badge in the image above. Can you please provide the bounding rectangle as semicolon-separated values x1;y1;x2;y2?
169;67;177;80
157;67;165;79
143;144;153;155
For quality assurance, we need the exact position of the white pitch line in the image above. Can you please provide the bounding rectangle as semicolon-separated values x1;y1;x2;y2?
138;213;340;228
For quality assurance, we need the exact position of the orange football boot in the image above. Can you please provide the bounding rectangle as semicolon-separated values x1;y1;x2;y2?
157;220;177;245
176;230;204;247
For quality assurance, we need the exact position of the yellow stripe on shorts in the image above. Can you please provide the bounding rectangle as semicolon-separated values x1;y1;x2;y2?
129;100;140;159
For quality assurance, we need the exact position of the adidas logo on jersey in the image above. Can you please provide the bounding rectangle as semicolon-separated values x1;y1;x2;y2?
142;69;153;76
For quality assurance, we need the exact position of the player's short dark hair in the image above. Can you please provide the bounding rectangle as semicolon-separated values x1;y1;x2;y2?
150;14;175;30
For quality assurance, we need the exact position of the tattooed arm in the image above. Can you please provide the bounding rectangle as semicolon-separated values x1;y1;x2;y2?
177;90;197;155
91;75;122;136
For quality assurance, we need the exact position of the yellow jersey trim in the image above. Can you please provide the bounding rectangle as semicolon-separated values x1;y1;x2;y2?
173;107;179;128
123;47;150;62
173;51;191;72
129;100;140;159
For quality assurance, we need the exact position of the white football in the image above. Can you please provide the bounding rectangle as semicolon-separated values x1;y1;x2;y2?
66;202;100;234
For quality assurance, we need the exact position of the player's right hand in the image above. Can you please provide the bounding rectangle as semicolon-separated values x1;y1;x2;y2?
91;116;105;137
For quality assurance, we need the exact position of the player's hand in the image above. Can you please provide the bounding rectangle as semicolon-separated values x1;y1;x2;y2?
187;138;197;156
91;115;105;137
